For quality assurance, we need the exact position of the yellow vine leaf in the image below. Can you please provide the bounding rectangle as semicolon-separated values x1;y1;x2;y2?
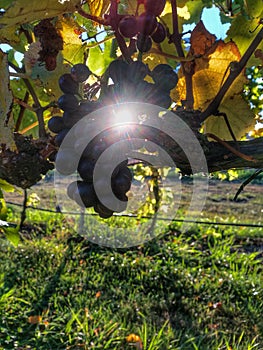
143;44;168;73
0;0;81;44
87;0;110;17
172;25;256;140
0;50;16;151
56;16;86;65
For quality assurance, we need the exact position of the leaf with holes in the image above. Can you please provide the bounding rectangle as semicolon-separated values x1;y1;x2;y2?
172;24;256;140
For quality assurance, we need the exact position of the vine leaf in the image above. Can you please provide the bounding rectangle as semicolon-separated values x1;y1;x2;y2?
30;53;71;101
56;16;87;65
87;0;110;17
245;0;263;18
159;1;205;60
190;21;216;55
87;39;114;76
0;50;16;151
172;22;256;140
143;44;169;72
226;15;263;67
0;0;81;44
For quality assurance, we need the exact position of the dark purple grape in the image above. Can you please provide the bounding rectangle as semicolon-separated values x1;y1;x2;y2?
74;181;97;208
152;64;178;91
48;116;65;133
71;63;91;83
59;73;79;94
111;160;129;178
137;34;152;53
78;158;95;182
55;148;78;175
135;80;155;100
137;12;157;35
144;0;166;16
112;167;132;194
152;64;173;74
151;22;166;43
118;16;138;38
54;128;70;146
149;88;172;108
90;140;108;161
67;181;81;200
78;101;99;117
62;111;83;129
127;61;148;82
48;151;57;162
94;202;114;219
108;60;129;84
58;94;79;112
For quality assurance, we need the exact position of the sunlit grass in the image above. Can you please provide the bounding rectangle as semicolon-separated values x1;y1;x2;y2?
0;212;262;349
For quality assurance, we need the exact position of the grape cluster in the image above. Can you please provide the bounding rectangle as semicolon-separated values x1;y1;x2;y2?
34;19;63;71
48;59;178;218
118;0;167;53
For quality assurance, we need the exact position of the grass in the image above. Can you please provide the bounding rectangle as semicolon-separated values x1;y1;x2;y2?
0;209;263;350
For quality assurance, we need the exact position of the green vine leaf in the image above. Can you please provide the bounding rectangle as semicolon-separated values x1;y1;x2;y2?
226;15;263;67
87;39;114;76
30;53;71;101
0;179;16;193
0;50;16;150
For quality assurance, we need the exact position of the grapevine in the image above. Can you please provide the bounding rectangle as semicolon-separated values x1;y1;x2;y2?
50;60;178;218
0;0;262;221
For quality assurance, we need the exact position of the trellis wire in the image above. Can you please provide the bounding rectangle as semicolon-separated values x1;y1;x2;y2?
6;201;263;229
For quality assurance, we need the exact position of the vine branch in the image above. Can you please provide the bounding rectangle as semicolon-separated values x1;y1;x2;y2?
15;92;30;132
8;62;47;138
200;26;263;121
170;0;194;109
108;0;131;62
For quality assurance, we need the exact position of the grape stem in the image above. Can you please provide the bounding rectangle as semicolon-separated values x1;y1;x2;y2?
77;6;108;25
149;47;197;62
13;97;35;112
199;26;263;122
108;0;132;62
8;61;47;138
78;1;132;62
170;0;194;110
15;92;29;132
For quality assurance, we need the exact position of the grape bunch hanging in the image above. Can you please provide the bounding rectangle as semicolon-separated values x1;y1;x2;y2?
116;0;167;52
48;52;178;219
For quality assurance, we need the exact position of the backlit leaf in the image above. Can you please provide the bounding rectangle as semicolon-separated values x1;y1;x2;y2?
0;179;15;193
245;0;263;18
226;15;263;67
0;50;16;150
0;0;81;28
30;53;71;100
87;0;110;17
190;20;216;55
183;0;205;24
87;39;114;76
56;16;87;65
172;24;256;140
4;226;20;247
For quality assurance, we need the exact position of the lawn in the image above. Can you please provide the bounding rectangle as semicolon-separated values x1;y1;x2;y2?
0;178;262;349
